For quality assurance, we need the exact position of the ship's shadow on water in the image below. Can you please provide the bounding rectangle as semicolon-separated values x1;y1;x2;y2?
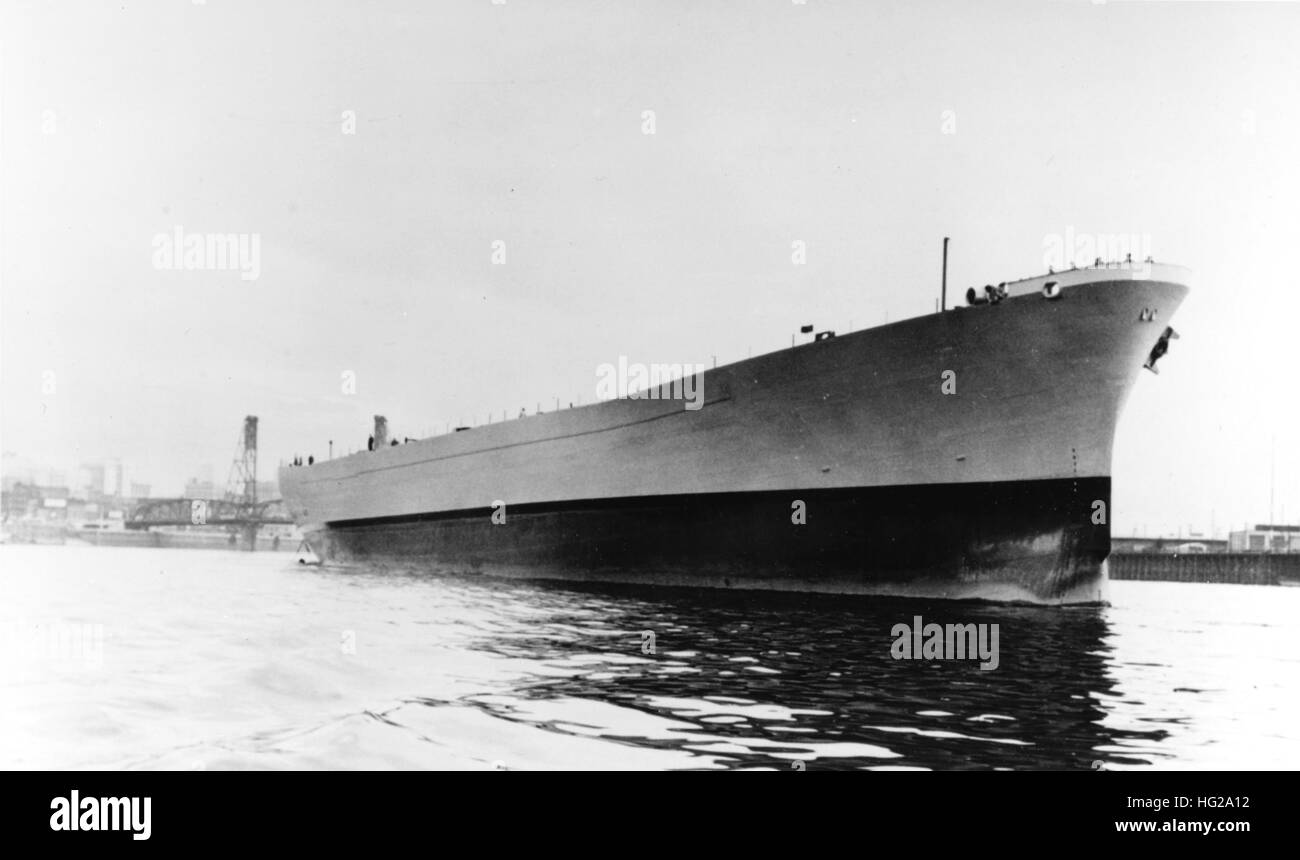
410;575;1169;771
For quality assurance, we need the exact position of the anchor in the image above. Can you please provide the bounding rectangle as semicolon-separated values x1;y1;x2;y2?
1143;326;1179;374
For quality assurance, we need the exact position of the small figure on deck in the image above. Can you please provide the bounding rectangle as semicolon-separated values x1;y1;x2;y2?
367;435;375;451
308;455;314;465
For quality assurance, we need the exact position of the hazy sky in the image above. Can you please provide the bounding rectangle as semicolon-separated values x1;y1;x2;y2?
2;0;1297;536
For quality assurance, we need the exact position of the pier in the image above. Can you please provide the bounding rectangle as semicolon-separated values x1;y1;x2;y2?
1110;552;1300;586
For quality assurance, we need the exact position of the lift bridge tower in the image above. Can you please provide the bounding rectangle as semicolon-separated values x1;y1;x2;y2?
225;416;258;548
226;415;258;506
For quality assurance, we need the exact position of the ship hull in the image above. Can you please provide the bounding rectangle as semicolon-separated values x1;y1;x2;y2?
281;266;1189;605
306;476;1110;603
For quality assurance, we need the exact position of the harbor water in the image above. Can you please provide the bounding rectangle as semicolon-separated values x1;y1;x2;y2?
2;544;1297;770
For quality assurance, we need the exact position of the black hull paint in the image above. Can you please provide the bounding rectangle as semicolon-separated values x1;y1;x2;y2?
306;477;1111;604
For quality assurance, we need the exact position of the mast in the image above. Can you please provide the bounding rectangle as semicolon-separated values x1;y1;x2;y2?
940;236;949;311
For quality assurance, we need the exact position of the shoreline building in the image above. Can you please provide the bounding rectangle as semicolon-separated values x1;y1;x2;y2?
1227;525;1300;553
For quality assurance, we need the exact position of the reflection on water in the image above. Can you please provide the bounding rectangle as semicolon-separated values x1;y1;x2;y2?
455;583;1136;770
2;545;1297;770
